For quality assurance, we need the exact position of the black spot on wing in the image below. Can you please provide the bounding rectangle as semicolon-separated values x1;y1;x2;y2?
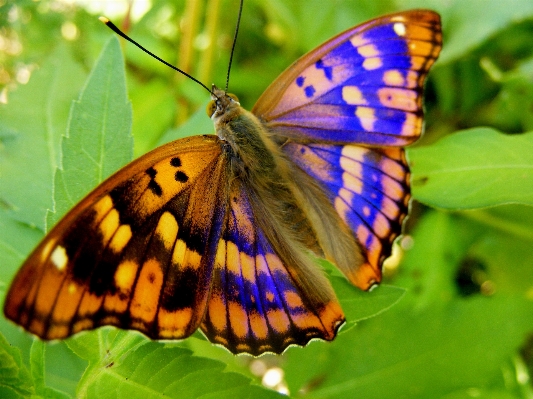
170;157;181;167
146;167;157;178
147;180;163;196
174;171;188;183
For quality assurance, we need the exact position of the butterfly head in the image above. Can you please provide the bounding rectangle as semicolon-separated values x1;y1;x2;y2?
207;85;241;120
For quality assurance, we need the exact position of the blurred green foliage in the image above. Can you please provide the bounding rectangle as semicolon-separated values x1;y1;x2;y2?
1;0;533;398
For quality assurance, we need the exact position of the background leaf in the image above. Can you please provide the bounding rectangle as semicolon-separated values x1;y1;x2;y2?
0;45;86;230
409;128;533;209
47;36;133;227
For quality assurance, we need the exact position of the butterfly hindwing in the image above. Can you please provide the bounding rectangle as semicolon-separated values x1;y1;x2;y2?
4;135;226;340
253;10;442;146
201;177;344;355
283;143;409;288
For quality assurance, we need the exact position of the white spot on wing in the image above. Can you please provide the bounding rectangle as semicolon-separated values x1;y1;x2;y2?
51;245;68;271
393;22;406;37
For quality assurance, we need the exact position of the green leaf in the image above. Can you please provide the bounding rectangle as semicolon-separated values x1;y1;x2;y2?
0;213;43;288
47;36;133;228
30;340;70;399
284;295;533;398
334;278;405;328
156;102;213;147
71;332;281;399
0;332;34;398
0;45;86;230
409;128;533;209
129;78;175;155
400;0;533;64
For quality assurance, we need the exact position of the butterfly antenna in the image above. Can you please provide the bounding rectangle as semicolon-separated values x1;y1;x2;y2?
225;0;244;92
99;16;212;95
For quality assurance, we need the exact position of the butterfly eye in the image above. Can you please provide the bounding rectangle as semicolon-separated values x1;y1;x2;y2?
206;100;217;117
227;93;239;103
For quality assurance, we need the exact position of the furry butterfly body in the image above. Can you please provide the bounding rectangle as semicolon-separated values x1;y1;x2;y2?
4;10;442;355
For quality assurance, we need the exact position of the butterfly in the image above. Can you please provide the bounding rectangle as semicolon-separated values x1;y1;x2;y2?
4;9;442;356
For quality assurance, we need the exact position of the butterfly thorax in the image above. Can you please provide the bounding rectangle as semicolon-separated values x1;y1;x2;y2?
210;88;281;180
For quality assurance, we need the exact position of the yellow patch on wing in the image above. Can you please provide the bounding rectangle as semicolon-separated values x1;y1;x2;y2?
355;106;376;131
114;260;138;292
226;241;241;274
172;240;202;271
40;239;58;264
393;21;406;36
108;224;132;254
47;324;69;339
130;258;164;324
371;212;392;239
342;86;367;105
72;319;94;335
340;173;363;195
382;70;405;87
249;311;269;340
266;308;290;334
92;195;113;224
334;195;351;226
341;145;367;162
380;196;402;222
410;56;430;71
241;251;270;341
357;43;380;58
362;57;383;71
155;211;179;251
229;301;249;339
356;224;382;267
104;260;138;314
51;280;83;330
77;291;103;319
158;307;194;338
262;254;291;333
99;208;120;245
284;291;304;309
33;267;64;317
400;112;422;137
350;34;369;48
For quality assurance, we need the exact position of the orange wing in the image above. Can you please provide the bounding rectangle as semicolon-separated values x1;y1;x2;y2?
4;135;226;340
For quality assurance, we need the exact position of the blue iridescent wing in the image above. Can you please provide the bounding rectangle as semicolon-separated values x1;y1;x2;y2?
284;143;409;289
201;178;344;355
253;10;442;289
253;10;441;146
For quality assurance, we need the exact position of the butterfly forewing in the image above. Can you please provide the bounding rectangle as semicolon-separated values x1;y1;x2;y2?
4;136;225;339
253;10;442;147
